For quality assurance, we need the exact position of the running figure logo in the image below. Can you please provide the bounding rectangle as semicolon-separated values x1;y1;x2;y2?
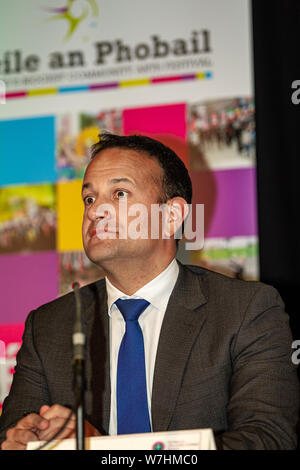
43;0;99;41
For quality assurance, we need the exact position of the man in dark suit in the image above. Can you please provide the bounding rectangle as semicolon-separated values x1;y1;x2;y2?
0;133;298;450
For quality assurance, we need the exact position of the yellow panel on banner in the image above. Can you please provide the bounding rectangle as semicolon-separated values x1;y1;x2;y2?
57;180;84;251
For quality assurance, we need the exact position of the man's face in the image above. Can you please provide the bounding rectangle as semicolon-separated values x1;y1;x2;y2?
82;147;167;266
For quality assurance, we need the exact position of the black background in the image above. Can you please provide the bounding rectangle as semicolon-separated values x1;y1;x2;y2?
252;0;300;345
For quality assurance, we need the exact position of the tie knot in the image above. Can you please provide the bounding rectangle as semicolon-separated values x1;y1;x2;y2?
115;298;150;322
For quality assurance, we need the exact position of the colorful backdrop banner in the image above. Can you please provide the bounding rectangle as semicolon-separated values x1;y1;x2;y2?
0;0;255;407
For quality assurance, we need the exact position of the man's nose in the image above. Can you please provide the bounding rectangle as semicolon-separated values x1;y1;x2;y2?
86;200;101;221
87;201;114;222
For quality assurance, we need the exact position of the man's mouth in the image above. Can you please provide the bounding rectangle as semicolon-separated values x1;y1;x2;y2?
88;226;118;239
89;227;97;238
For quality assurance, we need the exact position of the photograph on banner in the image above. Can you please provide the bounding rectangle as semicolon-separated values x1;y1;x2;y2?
56;109;122;180
188;97;255;170
0;324;24;411
0;183;56;255
59;250;104;296
190;236;259;281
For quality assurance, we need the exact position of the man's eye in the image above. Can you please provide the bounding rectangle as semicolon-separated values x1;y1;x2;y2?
115;190;128;199
84;196;96;205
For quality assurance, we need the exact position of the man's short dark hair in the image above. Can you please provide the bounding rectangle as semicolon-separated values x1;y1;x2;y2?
90;132;192;205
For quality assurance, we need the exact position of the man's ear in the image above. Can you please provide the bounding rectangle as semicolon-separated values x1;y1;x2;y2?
162;197;188;239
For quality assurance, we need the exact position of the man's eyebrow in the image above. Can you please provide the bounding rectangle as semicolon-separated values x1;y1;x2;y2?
109;177;136;186
81;178;136;194
82;182;92;193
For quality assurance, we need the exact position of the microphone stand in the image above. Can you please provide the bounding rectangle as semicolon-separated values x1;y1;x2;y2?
72;283;86;451
74;358;85;450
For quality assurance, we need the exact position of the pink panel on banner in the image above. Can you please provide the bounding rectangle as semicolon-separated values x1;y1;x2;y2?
0;251;58;325
122;103;188;168
0;323;24;408
0;324;24;345
123;103;186;138
191;168;258;238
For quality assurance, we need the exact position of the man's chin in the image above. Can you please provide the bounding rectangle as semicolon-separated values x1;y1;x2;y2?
84;238;118;265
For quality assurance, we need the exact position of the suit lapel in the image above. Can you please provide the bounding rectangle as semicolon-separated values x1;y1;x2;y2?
151;263;208;431
84;281;111;434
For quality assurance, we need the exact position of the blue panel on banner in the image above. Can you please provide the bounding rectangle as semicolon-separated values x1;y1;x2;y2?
58;86;89;93
0;116;56;186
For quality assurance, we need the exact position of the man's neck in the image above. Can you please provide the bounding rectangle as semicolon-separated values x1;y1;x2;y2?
102;254;176;296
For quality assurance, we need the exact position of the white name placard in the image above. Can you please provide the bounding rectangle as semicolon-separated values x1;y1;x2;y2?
27;428;216;450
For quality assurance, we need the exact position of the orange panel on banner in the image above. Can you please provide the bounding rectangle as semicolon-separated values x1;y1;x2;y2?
57;180;84;252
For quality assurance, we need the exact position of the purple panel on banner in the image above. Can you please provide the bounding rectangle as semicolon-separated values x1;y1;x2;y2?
191;168;258;238
0;252;58;324
89;82;119;90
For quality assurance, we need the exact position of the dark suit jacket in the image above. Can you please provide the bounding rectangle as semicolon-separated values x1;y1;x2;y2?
0;263;299;449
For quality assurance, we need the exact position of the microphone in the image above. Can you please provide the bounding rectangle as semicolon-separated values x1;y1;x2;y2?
72;282;85;364
72;282;86;451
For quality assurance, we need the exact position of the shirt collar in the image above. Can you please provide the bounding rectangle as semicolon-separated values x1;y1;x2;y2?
106;258;179;316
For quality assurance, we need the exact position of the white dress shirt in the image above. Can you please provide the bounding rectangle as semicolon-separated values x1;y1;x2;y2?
106;258;179;435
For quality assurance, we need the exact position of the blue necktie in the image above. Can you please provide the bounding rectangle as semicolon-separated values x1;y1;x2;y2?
115;298;151;434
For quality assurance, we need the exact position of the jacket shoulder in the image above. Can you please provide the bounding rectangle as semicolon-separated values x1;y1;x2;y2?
30;278;106;324
182;263;281;308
